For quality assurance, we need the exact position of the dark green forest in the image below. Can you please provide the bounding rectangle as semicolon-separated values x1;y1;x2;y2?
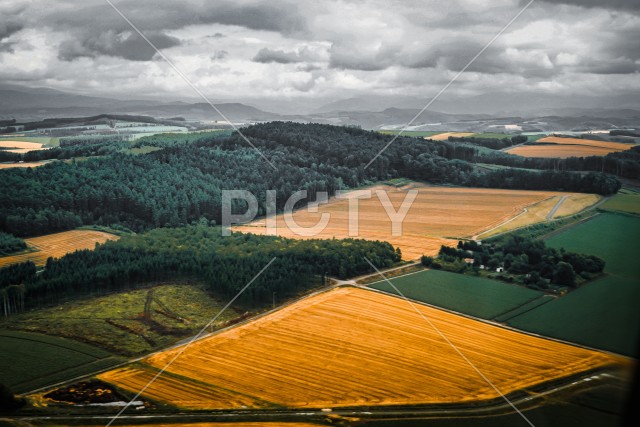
0;232;26;256
0;122;622;237
0;224;400;316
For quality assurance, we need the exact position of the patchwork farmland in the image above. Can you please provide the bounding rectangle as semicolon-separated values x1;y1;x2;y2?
235;183;598;259
0;140;47;154
0;229;119;268
98;287;626;410
506;136;635;158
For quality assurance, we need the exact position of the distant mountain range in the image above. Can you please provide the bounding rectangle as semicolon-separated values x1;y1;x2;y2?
1;85;638;132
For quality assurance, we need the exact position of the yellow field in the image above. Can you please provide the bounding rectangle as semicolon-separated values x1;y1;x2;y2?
0;140;45;154
0;230;119;268
99;287;627;410
0;161;50;169
234;184;572;259
552;193;601;218
537;136;634;151
476;193;601;239
506;136;634;158
428;132;475;141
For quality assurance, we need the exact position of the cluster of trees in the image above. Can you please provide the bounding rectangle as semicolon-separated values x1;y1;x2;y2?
446;135;527;150
59;134;129;147
0;232;26;256
438;236;605;288
0;122;622;237
469;144;640;180
0;224;400;315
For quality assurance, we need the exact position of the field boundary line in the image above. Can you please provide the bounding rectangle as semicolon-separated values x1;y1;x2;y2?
105;257;276;426
364;0;536;169
102;0;276;170
363;257;536;427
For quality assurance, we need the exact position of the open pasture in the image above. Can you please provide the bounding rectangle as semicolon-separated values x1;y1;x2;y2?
0;229;119;268
233;184;563;260
0;330;118;393
368;269;544;320
99;287;626;410
507;213;640;355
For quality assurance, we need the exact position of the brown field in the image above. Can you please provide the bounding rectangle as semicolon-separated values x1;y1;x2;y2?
234;184;570;259
537;136;634;151
0;230;119;268
428;132;475;141
0;140;45;153
99;287;627;410
0;161;50;169
476;193;601;239
506;136;634;158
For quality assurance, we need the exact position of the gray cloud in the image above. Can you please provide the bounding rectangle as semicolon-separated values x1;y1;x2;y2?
537;0;640;11
58;31;181;61
254;48;302;64
0;22;23;53
211;50;228;60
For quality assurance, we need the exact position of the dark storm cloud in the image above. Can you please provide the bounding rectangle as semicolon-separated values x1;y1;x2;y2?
0;22;23;53
0;22;23;41
536;0;640;11
43;0;306;36
253;48;303;64
58;31;181;61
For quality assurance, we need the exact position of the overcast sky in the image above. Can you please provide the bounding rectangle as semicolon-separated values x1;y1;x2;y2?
0;0;638;109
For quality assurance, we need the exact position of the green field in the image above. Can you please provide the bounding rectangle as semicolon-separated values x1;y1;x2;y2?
2;283;240;356
468;132;511;139
368;269;543;320
508;213;640;356
0;330;120;393
600;190;640;215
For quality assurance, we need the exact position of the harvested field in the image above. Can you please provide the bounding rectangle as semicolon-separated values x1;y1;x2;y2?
0;161;50;169
537;136;634;151
552;193;601;218
0;140;46;154
234;184;577;260
506;136;634;158
99;287;627;410
428;132;475;141
0;230;119;268
477;193;600;239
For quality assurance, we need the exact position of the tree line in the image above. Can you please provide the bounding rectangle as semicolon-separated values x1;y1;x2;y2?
0;122;622;237
0;224;400;316
0;232;26;256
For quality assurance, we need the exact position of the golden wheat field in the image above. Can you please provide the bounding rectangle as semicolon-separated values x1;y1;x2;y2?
537;136;634;151
506;136;634;158
0;140;46;154
0;161;50;169
476;193;601;239
0;230;119;268
98;287;627;410
428;132;475;141
234;184;576;259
